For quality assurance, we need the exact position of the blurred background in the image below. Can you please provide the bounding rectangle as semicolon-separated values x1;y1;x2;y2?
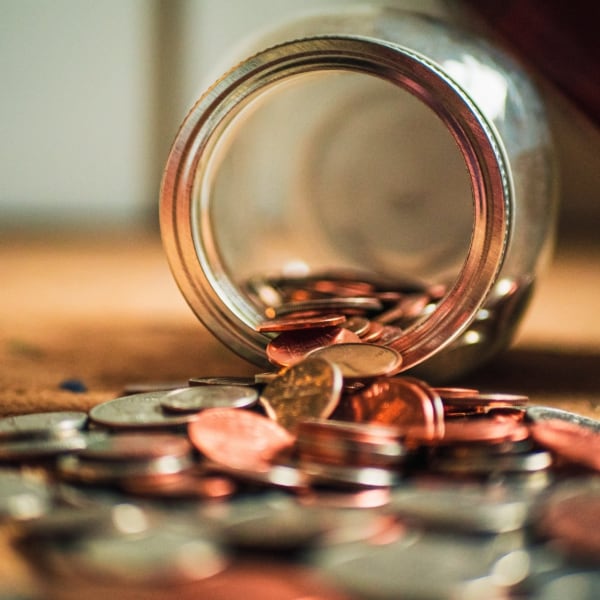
1;0;599;237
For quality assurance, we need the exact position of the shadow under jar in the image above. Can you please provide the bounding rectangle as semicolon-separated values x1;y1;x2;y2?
160;6;557;382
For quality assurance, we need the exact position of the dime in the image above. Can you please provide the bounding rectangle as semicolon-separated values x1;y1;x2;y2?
161;385;258;413
259;357;343;431
266;326;361;367
257;313;346;332
188;408;295;470
306;343;403;379
89;391;199;429
526;405;600;433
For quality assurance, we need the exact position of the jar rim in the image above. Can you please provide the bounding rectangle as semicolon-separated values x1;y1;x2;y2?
160;35;511;371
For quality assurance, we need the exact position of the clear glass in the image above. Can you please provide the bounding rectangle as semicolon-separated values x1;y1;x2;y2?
160;5;557;381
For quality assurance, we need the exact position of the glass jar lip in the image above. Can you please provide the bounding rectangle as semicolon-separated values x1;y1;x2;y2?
160;35;511;371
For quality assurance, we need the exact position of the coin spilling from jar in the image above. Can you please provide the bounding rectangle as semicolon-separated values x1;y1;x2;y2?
3;272;599;599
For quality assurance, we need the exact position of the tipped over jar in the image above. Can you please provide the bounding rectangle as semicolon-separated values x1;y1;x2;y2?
160;5;558;381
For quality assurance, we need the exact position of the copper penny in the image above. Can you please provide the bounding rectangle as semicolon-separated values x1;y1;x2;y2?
188;408;294;470
343;316;371;337
306;343;403;379
266;326;361;367
271;297;383;318
441;393;529;412
259;357;343;432
257;313;347;333
345;376;443;441
530;418;600;471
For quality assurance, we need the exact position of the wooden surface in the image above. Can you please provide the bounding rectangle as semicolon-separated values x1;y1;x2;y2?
1;231;599;417
0;230;599;595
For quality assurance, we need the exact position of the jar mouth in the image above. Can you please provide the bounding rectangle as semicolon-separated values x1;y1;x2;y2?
160;35;511;372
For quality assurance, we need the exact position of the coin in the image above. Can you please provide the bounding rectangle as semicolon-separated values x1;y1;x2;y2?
188;408;295;470
300;461;399;489
89;391;199;429
78;432;192;462
437;416;530;445
270;296;383;318
346;377;444;441
0;469;51;520
189;376;258;387
257;313;347;332
266;326;361;367
0;411;88;441
161;385;258;413
306;343;403;379
259;357;343;431
526;405;600;433
529;418;600;471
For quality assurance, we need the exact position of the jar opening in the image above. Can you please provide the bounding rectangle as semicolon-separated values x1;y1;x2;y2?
161;36;510;371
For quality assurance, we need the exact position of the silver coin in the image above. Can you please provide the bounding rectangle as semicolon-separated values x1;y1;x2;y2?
306;343;403;378
57;453;193;485
0;433;91;461
161;385;258;413
526;405;600;433
89;391;199;429
0;411;88;441
0;469;51;521
205;460;308;492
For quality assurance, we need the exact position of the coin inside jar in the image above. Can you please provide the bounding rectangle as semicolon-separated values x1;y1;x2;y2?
266;326;361;367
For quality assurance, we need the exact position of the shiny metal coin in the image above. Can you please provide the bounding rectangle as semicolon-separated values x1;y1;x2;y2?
307;343;403;378
57;453;193;485
0;411;88;441
259;357;343;431
526;405;600;432
89;391;199;429
161;385;258;413
0;433;91;461
189;376;258;387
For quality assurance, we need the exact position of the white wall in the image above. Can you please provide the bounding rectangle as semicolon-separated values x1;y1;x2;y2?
1;0;597;232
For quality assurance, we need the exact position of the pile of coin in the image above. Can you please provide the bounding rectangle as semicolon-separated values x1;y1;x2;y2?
1;275;599;598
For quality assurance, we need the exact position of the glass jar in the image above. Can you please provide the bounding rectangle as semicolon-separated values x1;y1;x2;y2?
160;5;557;381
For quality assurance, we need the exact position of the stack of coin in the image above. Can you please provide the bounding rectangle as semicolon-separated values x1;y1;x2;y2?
57;432;194;486
0;411;90;462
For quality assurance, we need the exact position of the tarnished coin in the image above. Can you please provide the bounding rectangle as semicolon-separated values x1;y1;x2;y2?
161;385;258;413
307;343;403;378
188;408;295;470
266;326;361;367
529;418;600;471
259;357;343;431
0;411;88;441
89;391;199;429
257;313;347;332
